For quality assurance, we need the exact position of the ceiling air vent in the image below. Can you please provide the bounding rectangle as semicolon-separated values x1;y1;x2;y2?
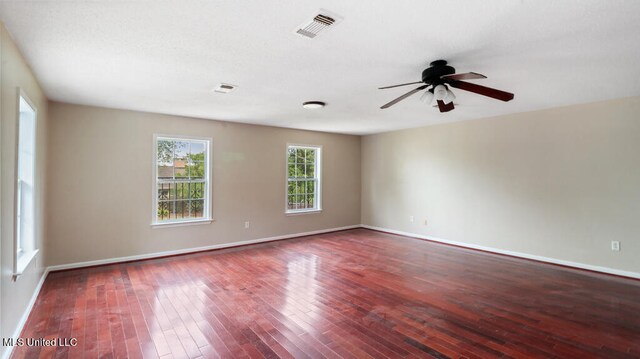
294;9;343;39
213;83;238;94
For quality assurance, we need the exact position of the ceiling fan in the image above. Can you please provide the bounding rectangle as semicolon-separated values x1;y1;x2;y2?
379;60;514;112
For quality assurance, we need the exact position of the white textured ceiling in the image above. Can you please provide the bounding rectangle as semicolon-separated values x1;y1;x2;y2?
1;1;640;135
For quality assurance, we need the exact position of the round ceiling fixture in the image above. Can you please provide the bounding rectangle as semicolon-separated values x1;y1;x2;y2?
302;101;326;109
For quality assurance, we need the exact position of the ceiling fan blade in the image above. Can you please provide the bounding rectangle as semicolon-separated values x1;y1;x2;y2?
378;81;424;90
380;85;428;109
441;72;487;81
436;100;455;113
447;80;514;102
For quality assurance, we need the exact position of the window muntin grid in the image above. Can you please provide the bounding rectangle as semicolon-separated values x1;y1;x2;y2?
287;146;320;212
155;137;209;223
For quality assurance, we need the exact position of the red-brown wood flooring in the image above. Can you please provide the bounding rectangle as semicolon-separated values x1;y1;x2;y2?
11;229;640;358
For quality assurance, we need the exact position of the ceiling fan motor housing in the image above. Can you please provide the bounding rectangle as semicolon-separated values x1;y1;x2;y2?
422;60;455;84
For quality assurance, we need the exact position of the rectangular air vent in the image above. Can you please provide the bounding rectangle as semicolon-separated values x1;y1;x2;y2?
294;9;343;39
213;83;238;94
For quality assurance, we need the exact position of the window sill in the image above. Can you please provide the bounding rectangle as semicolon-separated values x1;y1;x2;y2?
14;249;40;281
285;209;322;216
151;218;213;229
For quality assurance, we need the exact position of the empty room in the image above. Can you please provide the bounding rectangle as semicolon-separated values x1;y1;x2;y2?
1;1;639;358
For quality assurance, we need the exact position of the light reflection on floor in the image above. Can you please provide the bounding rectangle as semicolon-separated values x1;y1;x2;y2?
283;254;320;323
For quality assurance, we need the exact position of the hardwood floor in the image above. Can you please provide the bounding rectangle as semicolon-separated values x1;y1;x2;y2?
12;229;640;359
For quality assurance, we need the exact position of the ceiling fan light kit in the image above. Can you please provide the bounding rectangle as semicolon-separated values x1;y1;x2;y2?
433;84;448;101
420;89;434;103
444;89;456;104
379;60;514;113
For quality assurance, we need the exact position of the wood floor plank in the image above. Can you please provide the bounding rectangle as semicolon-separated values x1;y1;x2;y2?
10;229;640;359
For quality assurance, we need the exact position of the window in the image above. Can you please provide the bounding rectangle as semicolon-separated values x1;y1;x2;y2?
153;136;211;225
15;93;38;275
286;145;321;213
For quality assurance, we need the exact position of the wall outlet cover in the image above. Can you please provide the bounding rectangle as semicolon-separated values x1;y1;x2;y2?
611;241;620;251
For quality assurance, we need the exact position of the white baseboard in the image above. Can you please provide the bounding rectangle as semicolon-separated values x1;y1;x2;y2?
47;225;360;272
48;223;640;279
361;224;640;280
2;267;50;359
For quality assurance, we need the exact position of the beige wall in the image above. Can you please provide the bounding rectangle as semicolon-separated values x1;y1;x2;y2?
46;102;361;266
0;23;48;357
362;96;640;274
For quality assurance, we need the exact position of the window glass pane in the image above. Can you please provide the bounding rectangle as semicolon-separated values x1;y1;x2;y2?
174;158;187;178
190;200;204;218
306;180;315;194
181;183;189;200
173;182;182;200
157;184;170;201
157;164;174;179
288;195;295;208
190;142;205;156
183;200;194;219
305;149;315;164
168;200;179;219
157;201;172;220
169;182;178;200
288;148;296;163
174;141;189;158
295;195;304;208
182;182;193;200
190;182;205;199
157;140;174;165
296;148;305;163
188;161;205;179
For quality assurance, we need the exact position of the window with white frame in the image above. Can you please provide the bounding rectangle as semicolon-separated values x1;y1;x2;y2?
286;145;321;213
15;94;38;275
154;136;211;224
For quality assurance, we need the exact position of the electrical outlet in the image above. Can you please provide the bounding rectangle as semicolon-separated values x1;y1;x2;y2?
611;241;620;252
409;216;414;223
244;221;250;229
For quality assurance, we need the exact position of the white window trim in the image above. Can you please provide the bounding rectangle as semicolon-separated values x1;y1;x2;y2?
285;209;322;216
13;88;39;280
151;218;213;229
151;134;213;227
285;143;322;215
